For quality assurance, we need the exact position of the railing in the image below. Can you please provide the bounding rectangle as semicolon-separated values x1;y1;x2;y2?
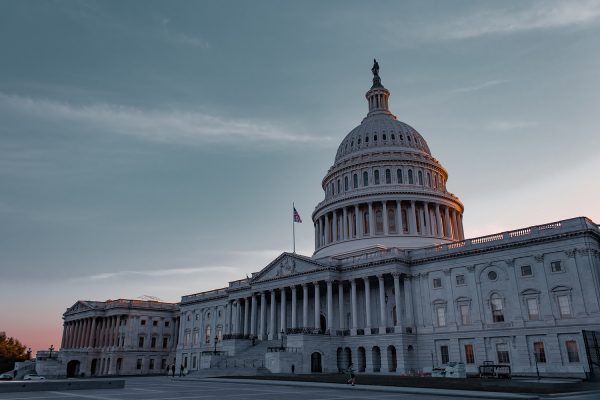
228;278;251;289
386;327;395;334
222;334;248;340
335;329;351;336
35;351;58;360
356;329;365;336
286;327;327;335
370;327;379;335
181;288;228;303
103;299;178;309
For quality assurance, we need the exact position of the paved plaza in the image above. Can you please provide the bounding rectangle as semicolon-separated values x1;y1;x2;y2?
1;376;600;400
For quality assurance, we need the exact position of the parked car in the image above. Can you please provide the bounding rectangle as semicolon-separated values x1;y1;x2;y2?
0;373;14;381
23;374;45;380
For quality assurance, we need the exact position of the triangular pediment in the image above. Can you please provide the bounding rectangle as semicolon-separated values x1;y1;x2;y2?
251;253;329;283
65;300;96;314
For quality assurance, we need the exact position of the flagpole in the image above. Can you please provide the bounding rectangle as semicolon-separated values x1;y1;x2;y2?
292;202;296;254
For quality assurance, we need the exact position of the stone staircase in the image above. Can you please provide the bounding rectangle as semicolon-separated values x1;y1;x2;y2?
215;339;281;370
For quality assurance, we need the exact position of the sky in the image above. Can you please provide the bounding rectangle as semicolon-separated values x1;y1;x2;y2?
1;0;599;352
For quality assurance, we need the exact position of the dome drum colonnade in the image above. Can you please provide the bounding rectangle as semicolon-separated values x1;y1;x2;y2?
313;66;464;258
222;272;415;340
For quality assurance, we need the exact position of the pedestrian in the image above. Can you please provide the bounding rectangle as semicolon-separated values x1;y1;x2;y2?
291;364;295;374
179;364;184;377
346;363;356;386
171;364;175;377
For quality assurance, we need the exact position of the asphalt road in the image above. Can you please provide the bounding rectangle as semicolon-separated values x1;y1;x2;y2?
0;376;599;400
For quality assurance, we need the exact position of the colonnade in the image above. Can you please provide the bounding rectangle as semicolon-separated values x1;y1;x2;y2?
226;273;414;340
314;200;463;249
61;316;122;350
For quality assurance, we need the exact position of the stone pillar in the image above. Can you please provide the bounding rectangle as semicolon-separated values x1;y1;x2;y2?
444;206;452;238
279;288;287;337
75;320;83;348
383;201;389;235
113;316;120;347
404;276;414;328
243;298;250;337
424;202;431;236
342;207;348;240
269;291;276;340
351;279;358;334
419;207;426;236
231;301;238;335
61;324;67;349
302;284;309;328
393;273;402;333
332;210;338;242
324;213;330;244
435;204;443;238
354;205;361;238
86;318;93;348
378;275;387;334
314;282;321;329
451;209;459;240
326;280;333;333
291;286;297;329
95;319;102;349
410;200;417;234
368;202;374;236
250;294;257;336
338;281;345;330
457;213;464;240
396;200;403;234
364;277;372;334
212;306;218;343
256;293;265;339
317;218;322;247
315;221;319;249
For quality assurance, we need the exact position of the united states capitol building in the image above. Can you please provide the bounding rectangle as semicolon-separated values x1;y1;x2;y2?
52;63;600;379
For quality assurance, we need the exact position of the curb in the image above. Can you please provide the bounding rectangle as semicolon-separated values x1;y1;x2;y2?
195;377;540;400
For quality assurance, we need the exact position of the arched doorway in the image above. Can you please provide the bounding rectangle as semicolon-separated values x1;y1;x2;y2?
343;347;352;371
90;359;98;376
387;345;397;372
372;346;381;372
311;352;322;373
319;314;326;333
66;360;80;377
357;347;366;372
116;358;123;374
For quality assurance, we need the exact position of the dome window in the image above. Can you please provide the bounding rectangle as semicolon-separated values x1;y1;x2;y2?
363;171;369;186
397;169;403;184
374;135;378;141
418;171;423;186
365;136;369;143
337;179;341;194
391;134;395;140
407;135;411;142
353;174;358;189
408;169;414;184
374;170;380;184
400;135;404;140
358;138;361;145
351;141;354;147
427;172;432;187
344;176;349;191
382;134;387;141
385;169;391;184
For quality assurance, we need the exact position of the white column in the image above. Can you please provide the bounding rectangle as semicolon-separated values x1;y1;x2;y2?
279;288;286;337
314;222;318;249
250;294;257;336
452;209;459;240
342;207;348;240
269;291;276;340
404;276;414;327
424;202;431;236
458;213;464;240
338;282;345;330
326;280;333;333
291;286;297;329
332;210;338;242
351;279;358;334
324;213;330;244
368;202;374;236
396;200;403;234
302;284;309;328
383;201;389;235
378;274;387;334
419;207;426;236
243;298;250;336
364;277;372;333
314;281;321;329
355;205;361;238
232;301;239;335
393;273;402;332
259;292;266;339
410;200;417;234
317;218;322;247
435;204;443;238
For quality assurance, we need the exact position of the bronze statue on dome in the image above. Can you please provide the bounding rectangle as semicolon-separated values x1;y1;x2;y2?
371;59;380;78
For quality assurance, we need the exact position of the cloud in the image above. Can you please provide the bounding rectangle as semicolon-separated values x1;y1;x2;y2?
451;80;509;93
0;93;332;146
73;266;240;282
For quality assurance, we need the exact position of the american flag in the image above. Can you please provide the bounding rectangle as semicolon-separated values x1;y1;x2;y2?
293;207;302;223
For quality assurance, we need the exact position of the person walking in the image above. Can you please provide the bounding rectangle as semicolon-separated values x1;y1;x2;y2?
346;363;356;386
171;364;175;377
179;363;184;377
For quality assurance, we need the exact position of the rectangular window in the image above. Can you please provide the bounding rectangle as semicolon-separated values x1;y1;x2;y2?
385;169;391;184
491;298;505;323
464;344;475;364
149;359;155;370
558;295;571;317
551;261;563;272
440;345;449;364
436;307;446;327
185;333;191;346
521;265;532;276
432;278;442;288
193;331;199;345
163;337;169;349
192;356;197;369
165;321;170;327
374;170;380;184
527;298;539;320
161;359;167;370
153;320;158;326
138;337;144;348
136;358;142;370
566;340;580;363
141;320;146;326
460;304;470;325
455;274;465;285
353;174;358;189
151;337;156;348
497;343;510;364
534;341;546;363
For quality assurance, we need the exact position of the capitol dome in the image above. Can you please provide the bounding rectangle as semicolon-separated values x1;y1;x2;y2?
312;61;464;259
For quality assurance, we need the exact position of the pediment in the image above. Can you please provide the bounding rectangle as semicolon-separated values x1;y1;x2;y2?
65;300;95;314
252;253;328;283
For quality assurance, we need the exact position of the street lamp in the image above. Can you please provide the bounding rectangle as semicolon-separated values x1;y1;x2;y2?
280;330;285;350
213;336;218;354
48;345;55;359
533;350;540;380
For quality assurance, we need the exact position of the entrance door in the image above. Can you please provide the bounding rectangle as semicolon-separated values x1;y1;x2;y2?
66;360;80;377
311;352;322;373
319;314;326;333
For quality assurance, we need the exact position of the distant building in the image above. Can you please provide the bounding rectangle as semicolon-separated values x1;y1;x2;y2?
55;63;600;378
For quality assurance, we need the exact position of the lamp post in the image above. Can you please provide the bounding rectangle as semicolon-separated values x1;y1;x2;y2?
280;330;285;350
533;350;540;380
48;345;55;359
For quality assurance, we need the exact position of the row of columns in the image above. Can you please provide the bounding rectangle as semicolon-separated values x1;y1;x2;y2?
227;273;414;340
315;200;464;248
62;316;120;350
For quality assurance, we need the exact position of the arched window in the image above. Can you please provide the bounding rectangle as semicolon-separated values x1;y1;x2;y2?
382;134;386;141
391;134;395;140
388;208;396;233
408;170;414;184
365;136;369;143
385;169;391;184
344;176;349;191
353;174;358;189
427;172;431;187
374;135;378;141
401;209;409;233
374;170;380;185
491;294;505;323
397;169;403;184
363;211;370;235
363;171;369;186
434;174;438;189
375;209;383;234
418;171;423;185
331;183;334;195
407;135;411;142
205;325;211;343
337;179;341;194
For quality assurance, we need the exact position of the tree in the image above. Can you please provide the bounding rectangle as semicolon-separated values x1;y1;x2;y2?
0;332;30;373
